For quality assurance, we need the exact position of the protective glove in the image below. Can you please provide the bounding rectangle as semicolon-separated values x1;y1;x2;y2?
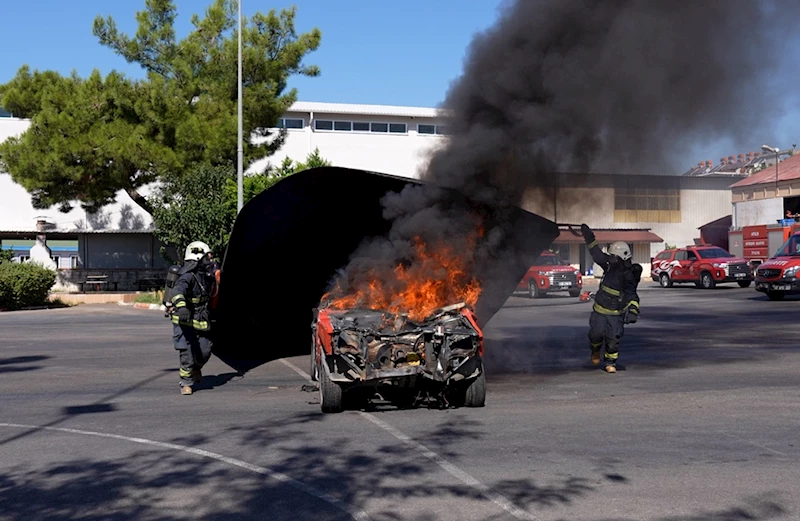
580;224;596;244
624;307;639;324
176;306;191;323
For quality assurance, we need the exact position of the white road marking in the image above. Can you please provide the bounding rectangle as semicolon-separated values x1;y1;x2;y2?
0;422;371;521
280;358;539;521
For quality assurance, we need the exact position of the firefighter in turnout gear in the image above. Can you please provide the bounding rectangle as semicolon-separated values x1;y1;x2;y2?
170;241;217;394
581;224;641;373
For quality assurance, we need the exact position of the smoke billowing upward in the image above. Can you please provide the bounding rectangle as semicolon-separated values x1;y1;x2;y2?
324;0;800;315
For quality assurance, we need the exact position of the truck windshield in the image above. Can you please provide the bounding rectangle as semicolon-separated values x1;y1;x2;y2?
775;235;800;256
534;255;561;266
697;248;734;259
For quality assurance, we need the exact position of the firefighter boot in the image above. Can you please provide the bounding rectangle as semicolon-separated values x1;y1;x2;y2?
181;385;193;395
591;351;601;366
604;365;617;373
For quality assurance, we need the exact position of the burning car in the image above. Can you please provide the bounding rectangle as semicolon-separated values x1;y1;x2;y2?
311;303;485;413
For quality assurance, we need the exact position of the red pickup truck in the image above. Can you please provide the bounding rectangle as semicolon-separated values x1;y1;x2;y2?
517;252;582;298
651;245;752;289
754;231;800;300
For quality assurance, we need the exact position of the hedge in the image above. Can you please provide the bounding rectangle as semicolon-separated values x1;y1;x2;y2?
0;262;56;310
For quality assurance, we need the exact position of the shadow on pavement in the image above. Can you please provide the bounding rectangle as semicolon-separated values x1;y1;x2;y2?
0;355;50;374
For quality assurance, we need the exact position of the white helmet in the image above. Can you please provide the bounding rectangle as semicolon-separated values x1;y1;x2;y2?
184;241;211;261
608;241;631;261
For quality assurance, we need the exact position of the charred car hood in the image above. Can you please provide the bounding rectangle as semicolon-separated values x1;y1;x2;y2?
212;166;559;372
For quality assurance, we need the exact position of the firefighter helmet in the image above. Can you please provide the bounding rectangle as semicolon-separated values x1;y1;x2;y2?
184;241;211;261
608;241;631;261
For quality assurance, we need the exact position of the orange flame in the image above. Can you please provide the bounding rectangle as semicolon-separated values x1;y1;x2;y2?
322;235;482;322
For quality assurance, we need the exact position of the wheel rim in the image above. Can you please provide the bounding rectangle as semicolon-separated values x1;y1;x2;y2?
660;274;668;287
702;274;711;287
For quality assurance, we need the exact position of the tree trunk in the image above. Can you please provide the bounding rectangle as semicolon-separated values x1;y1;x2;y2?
125;184;154;216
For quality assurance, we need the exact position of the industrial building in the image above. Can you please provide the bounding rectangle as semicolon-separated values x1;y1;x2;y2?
1;101;748;282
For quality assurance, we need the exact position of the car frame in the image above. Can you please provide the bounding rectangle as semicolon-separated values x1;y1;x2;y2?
651;245;752;289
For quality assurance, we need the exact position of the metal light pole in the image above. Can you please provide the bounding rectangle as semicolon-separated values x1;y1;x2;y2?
237;0;244;213
762;144;780;197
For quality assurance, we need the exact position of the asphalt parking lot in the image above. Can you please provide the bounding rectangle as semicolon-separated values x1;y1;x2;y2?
1;281;798;521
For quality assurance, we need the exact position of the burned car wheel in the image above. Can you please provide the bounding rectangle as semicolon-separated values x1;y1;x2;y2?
447;361;486;408
319;367;344;413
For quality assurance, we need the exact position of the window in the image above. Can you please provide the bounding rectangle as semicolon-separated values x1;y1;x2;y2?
686;250;698;261
389;123;407;133
697;248;733;259
0;107;12;118
314;120;333;131
370;122;388;133
614;176;680;223
418;124;449;135
17;255;29;263
280;118;304;129
52;255;61;268
70;255;79;269
674;251;686;261
656;251;671;260
334;121;352;131
353;122;370;132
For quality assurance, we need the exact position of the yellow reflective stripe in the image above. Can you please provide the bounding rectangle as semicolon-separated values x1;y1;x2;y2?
605;352;619;360
174;302;186;308
628;300;640;308
192;320;209;330
593;303;622;315
191;298;201;304
588;240;598;248
179;368;192;377
600;284;620;296
171;294;184;302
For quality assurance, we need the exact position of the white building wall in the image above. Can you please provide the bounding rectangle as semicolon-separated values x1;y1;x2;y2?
0;118;153;232
733;198;783;228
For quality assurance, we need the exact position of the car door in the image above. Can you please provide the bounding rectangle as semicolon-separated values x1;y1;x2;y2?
672;250;688;280
685;249;700;280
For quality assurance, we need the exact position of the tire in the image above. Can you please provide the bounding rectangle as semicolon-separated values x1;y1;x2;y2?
569;288;581;297
448;361;486;408
659;273;673;288
700;272;716;289
528;280;542;298
319;366;343;413
310;331;318;382
767;291;785;301
737;281;752;288
463;370;486;407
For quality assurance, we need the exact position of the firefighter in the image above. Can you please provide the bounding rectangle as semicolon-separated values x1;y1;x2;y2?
170;241;216;395
580;224;641;373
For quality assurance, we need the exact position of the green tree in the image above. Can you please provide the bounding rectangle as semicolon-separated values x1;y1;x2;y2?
0;249;12;263
0;0;321;216
152;148;331;261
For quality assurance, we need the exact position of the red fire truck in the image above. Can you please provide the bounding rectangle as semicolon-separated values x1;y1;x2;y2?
728;221;800;271
754;229;800;300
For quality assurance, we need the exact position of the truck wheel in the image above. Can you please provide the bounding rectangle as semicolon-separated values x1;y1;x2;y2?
737;281;752;288
659;273;673;288
767;291;785;301
700;272;716;289
569;288;581;297
319;367;343;413
528;280;542;298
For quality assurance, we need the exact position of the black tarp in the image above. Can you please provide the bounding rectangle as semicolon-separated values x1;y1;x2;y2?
212;166;559;372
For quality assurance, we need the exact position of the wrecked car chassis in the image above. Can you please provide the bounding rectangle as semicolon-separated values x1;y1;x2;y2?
310;303;486;413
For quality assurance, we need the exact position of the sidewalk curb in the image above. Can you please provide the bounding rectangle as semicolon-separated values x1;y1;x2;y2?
119;301;166;311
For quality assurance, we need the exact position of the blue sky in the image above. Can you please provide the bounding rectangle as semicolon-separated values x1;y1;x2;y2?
1;0;799;171
0;0;505;108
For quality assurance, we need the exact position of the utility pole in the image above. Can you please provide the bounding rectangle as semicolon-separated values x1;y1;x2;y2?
237;0;244;213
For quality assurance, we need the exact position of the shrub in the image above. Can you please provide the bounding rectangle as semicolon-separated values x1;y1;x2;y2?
134;291;163;304
0;262;56;310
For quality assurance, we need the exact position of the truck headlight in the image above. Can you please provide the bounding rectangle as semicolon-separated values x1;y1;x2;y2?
712;262;728;268
784;266;800;278
537;271;553;276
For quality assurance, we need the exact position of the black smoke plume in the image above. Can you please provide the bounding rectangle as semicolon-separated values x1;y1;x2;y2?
324;0;800;313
